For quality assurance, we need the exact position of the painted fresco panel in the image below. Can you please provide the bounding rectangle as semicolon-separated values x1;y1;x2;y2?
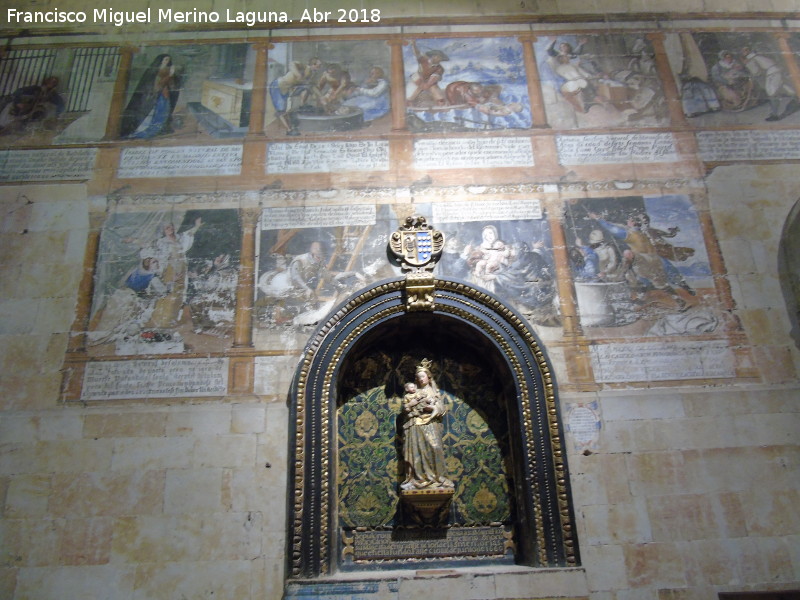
254;204;398;348
265;41;391;137
253;200;559;351
0;46;119;146
403;37;532;132
119;44;255;141
563;195;719;338
88;208;241;356
434;202;560;329
665;32;800;126
534;34;669;129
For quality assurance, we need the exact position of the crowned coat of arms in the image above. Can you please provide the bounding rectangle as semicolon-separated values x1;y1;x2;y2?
389;216;445;272
388;216;445;311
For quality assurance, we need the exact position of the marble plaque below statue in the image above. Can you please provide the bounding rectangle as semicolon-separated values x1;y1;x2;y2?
347;526;511;561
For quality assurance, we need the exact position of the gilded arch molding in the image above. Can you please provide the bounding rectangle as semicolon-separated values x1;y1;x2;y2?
286;276;578;578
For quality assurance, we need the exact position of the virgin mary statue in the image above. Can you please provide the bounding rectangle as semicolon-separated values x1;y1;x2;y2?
400;359;454;491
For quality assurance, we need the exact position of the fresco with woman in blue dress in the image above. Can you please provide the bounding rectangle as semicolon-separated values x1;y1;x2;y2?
119;44;255;140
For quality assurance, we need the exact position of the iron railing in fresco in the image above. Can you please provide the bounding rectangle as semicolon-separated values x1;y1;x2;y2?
1;46;119;112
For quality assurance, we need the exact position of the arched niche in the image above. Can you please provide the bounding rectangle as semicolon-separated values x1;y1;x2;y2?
285;276;579;581
779;198;800;350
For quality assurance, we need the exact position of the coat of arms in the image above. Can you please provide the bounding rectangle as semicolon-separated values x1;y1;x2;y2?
389;216;445;272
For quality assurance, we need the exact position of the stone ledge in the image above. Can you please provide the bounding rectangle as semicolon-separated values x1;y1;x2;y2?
285;566;588;599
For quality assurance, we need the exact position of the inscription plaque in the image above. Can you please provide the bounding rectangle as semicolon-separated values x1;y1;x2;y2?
81;357;229;400
266;141;389;173
697;130;800;161
118;145;242;178
556;133;678;165
0;148;97;181
590;341;735;382
413;137;534;170
349;526;507;561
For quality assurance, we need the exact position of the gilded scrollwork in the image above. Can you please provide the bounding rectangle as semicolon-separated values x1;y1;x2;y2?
404;272;435;311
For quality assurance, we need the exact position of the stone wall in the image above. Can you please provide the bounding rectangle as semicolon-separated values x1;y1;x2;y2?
0;4;799;599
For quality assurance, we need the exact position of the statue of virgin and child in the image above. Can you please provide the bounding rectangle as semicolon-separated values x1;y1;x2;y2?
400;359;454;491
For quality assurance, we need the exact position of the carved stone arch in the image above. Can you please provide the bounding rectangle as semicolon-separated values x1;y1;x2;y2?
779;197;800;350
286;276;579;581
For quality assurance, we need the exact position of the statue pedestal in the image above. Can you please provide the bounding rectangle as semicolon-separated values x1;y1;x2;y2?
400;487;454;525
